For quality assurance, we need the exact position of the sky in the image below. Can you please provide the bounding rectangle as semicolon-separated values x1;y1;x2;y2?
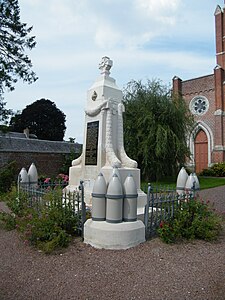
3;0;225;143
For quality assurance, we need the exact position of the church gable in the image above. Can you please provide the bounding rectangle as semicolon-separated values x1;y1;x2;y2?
172;3;225;172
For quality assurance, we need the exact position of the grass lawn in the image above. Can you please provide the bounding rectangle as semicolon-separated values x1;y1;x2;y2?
141;176;225;191
198;177;225;190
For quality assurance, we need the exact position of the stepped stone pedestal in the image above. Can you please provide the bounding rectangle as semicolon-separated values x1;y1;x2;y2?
84;219;145;250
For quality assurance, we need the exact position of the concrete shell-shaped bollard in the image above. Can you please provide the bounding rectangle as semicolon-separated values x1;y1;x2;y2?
123;174;138;222
185;173;195;192
19;167;29;183
110;167;122;184
18;167;29;188
106;174;123;223
193;173;200;190
28;163;38;188
176;167;188;195
91;173;107;221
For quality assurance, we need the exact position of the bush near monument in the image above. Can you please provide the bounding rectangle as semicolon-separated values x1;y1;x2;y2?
0;171;79;254
38;173;69;189
2;187;81;254
157;198;222;243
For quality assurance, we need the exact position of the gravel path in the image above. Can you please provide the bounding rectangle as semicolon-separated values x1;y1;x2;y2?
0;187;225;300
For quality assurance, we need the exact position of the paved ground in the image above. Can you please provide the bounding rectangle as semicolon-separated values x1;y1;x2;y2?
0;186;225;300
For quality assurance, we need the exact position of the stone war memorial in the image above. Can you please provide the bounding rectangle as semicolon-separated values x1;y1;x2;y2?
67;56;146;249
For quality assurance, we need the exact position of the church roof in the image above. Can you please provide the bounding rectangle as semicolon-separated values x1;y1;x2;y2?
214;5;222;16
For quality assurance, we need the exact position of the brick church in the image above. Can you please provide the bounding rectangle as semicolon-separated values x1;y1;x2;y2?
173;3;225;173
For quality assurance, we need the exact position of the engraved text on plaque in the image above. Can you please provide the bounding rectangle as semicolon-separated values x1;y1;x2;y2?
85;121;99;165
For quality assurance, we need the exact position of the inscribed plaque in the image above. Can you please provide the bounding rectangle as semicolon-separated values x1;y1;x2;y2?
85;121;99;165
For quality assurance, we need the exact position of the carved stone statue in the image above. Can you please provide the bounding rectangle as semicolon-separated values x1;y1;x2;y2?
98;56;113;75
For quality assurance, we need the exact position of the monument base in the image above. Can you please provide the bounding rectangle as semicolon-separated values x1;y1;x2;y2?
84;219;146;250
67;165;148;210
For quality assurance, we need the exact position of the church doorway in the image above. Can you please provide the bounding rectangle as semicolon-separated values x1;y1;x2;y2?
194;129;208;173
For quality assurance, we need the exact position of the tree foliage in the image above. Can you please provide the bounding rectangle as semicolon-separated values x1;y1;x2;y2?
0;0;37;95
10;99;66;141
0;94;12;126
123;79;194;181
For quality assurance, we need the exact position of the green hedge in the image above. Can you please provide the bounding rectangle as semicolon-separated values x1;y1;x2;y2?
200;162;225;177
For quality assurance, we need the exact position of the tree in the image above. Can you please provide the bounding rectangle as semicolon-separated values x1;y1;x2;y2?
0;94;12;123
0;0;37;95
123;79;194;181
10;99;66;141
0;94;12;132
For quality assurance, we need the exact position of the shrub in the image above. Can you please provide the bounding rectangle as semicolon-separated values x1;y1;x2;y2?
200;162;225;177
59;149;81;175
0;161;17;194
38;174;69;190
6;187;81;254
39;230;70;254
16;208;72;253
0;212;16;230
4;186;30;216
158;221;176;244
158;198;222;243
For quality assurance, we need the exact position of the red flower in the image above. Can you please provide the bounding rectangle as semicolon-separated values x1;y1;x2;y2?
63;175;69;182
44;177;51;183
159;221;165;228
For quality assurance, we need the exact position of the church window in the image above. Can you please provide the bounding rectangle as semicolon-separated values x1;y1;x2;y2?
189;96;209;115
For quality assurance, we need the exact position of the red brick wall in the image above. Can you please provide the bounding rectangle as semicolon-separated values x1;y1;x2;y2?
181;74;214;95
215;7;223;67
212;150;225;163
182;75;215;138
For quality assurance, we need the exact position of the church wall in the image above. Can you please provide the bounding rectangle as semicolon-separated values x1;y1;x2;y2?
172;3;225;171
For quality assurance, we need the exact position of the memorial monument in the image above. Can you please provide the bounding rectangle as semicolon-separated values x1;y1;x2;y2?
67;56;146;249
67;56;147;215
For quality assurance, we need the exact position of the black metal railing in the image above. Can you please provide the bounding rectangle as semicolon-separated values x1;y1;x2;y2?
144;184;195;239
17;180;87;237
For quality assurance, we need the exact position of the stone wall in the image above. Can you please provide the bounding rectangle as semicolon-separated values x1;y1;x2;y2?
0;151;70;177
0;132;82;177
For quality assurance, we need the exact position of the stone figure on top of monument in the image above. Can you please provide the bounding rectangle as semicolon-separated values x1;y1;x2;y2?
98;56;113;75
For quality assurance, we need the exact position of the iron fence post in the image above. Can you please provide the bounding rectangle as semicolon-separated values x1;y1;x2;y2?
192;181;196;199
144;183;151;238
79;180;86;240
17;174;22;202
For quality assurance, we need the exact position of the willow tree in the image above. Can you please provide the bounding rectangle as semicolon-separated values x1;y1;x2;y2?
123;79;194;181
